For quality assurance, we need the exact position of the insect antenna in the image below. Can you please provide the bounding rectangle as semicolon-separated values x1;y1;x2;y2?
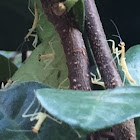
110;19;123;43
6;128;32;132
112;34;122;43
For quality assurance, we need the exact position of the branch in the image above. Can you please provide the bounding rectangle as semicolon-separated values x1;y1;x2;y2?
39;0;91;91
84;0;136;139
85;0;122;88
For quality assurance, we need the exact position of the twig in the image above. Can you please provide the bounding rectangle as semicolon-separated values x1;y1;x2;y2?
39;0;91;91
84;0;136;139
84;0;122;88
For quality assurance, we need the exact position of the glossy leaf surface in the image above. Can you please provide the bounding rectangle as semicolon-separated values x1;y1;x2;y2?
36;86;140;131
0;82;84;140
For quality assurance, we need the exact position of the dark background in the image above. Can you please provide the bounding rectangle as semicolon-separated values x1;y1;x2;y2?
0;0;32;51
0;0;140;51
96;0;140;49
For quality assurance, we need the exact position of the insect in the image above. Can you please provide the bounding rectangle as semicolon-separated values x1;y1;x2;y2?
108;20;136;84
58;77;69;89
38;37;56;70
1;79;13;89
90;68;105;87
90;20;136;87
7;96;62;140
22;96;62;133
24;1;38;48
38;53;55;61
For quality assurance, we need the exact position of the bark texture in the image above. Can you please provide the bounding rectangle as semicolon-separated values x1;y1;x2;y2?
39;0;91;91
84;0;136;139
85;0;122;88
112;119;136;140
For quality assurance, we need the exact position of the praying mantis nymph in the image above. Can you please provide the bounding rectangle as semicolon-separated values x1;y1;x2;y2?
31;112;62;133
31;112;47;133
38;54;55;61
1;79;13;89
6;97;62;140
24;2;38;41
21;97;62;134
108;20;136;84
90;20;136;87
90;69;105;88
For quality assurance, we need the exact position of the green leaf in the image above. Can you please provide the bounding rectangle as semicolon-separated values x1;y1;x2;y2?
0;54;18;81
0;82;48;140
30;0;56;41
11;1;69;89
124;45;140;139
72;0;85;32
0;82;85;140
0;116;30;140
36;86;140;131
12;35;69;88
125;45;140;86
64;0;79;11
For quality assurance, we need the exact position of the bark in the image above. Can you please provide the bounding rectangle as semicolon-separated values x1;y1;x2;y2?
84;0;136;139
112;119;136;140
39;0;91;91
87;131;115;140
85;0;122;88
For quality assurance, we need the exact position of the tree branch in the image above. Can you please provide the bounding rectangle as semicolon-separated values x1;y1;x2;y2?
85;0;122;88
84;0;136;139
39;0;91;91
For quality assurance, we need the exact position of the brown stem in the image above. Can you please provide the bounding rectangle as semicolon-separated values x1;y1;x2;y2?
87;131;115;140
85;0;122;88
112;119;136;140
39;0;91;91
84;0;136;139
